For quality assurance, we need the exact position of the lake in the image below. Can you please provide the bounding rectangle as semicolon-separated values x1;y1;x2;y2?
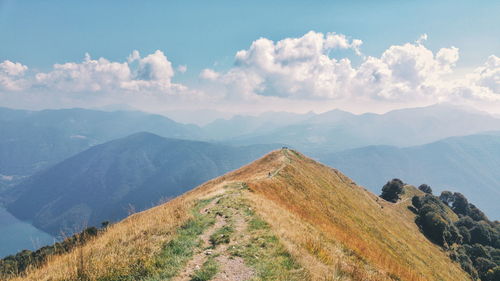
0;207;55;258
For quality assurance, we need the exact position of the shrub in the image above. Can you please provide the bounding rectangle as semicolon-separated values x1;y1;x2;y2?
411;196;421;209
439;191;454;206
451;192;470;216
414;191;500;280
458;226;471;244
470;222;493;246
418;184;433;194
475;257;497;280
469;204;488;221
450;246;478;279
484;266;500;281
380;178;404;203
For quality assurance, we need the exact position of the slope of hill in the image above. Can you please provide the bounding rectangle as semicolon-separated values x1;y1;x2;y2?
215;104;500;154
7;133;276;235
9;149;471;281
0;107;202;186
319;134;500;219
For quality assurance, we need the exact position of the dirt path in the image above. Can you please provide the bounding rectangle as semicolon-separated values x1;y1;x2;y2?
173;198;226;281
212;191;254;281
267;149;292;179
173;189;254;281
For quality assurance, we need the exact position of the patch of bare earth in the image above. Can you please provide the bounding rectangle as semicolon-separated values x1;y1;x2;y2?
174;192;254;281
212;196;254;281
173;199;226;281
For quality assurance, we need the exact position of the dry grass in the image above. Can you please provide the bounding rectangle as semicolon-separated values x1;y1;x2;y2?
10;196;191;281
11;149;472;281
9;177;229;281
243;150;471;281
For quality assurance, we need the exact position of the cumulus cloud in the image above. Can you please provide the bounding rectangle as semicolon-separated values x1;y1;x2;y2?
200;68;220;80
200;31;498;106
33;50;185;94
0;60;29;91
177;65;187;73
202;31;361;99
471;55;500;94
0;31;498;115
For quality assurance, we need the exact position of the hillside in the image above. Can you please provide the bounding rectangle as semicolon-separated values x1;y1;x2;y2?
7;133;276;235
0;107;202;191
319;134;500;219
8;149;472;281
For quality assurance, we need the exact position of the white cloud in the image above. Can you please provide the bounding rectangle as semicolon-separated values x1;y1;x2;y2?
177;65;187;73
471;55;500;94
34;50;184;94
200;69;220;80
35;54;132;92
416;33;428;45
0;32;498;115
133;50;174;82
202;31;360;99
201;31;498;107
0;60;29;91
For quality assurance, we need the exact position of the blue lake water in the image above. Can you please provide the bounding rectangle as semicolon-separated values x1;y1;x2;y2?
0;207;55;258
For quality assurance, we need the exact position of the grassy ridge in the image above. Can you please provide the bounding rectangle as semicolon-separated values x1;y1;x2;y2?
9;149;473;281
246;150;470;281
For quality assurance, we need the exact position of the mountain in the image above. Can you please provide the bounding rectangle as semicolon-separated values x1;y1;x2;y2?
7;149;472;281
0;107;202;191
319;134;500;219
202;111;315;140
7;133;276;235
214;104;500;154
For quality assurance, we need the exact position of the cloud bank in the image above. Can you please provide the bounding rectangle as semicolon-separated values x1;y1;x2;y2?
201;31;497;106
0;31;499;115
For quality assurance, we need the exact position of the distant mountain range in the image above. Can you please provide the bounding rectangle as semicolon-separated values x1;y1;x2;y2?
0;107;202;191
319;133;500;219
205;104;500;154
7;132;277;235
3;104;499;183
2;104;500;225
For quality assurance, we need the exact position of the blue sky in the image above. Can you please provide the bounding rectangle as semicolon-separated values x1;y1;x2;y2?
1;0;498;78
0;0;499;118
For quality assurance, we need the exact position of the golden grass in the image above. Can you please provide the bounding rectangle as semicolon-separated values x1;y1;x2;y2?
243;150;471;281
11;149;472;281
10;196;190;281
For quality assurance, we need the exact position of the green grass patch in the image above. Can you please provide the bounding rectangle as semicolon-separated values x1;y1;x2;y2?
229;207;307;280
209;225;234;247
131;198;217;281
248;217;269;231
190;256;219;281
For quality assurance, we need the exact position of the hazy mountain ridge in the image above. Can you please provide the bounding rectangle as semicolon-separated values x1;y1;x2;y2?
208;104;500;154
320;133;500;219
0;107;204;191
7;132;277;235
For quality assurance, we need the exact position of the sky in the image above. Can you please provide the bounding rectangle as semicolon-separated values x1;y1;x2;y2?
0;0;499;121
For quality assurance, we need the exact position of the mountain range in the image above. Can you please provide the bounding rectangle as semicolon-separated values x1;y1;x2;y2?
6;133;277;235
319;133;500;219
0;107;202;192
205;104;500;154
